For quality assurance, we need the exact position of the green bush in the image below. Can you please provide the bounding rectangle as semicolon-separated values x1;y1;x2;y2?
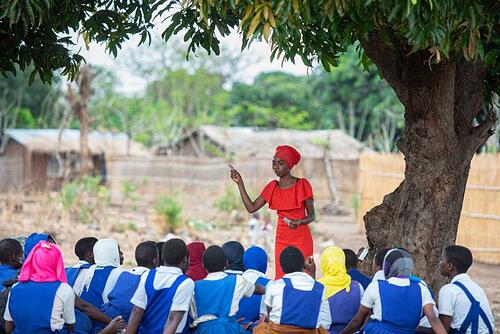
155;195;183;232
61;182;78;211
214;187;244;213
351;192;361;219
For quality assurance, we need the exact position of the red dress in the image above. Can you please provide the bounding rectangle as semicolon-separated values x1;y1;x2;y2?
260;178;314;279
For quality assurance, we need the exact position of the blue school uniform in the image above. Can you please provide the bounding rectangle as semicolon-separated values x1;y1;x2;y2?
8;281;64;334
65;263;91;287
348;269;371;290
364;280;422;334
449;282;494;334
328;281;361;334
138;269;188;334
0;265;18;288
279;277;324;328
236;276;270;330
79;266;115;307
194;275;246;334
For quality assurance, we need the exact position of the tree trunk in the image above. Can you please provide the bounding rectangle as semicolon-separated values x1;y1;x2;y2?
360;31;497;290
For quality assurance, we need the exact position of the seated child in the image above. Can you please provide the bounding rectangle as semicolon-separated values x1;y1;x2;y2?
3;241;75;333
237;246;271;331
97;240;159;327
156;242;165;266
438;245;495;334
126;238;194;334
0;239;23;290
319;246;364;334
222;241;246;275
339;248;446;334
255;246;331;334
66;237;98;287
192;245;265;334
371;248;390;281
186;242;208;281
76;239;124;308
343;249;371;289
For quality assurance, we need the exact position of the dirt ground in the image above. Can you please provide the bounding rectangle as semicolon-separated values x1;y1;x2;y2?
1;194;498;329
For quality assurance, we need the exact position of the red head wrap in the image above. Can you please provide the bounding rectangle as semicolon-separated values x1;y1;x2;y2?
274;145;301;169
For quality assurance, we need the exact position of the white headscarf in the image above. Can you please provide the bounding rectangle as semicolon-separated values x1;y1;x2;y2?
83;239;120;291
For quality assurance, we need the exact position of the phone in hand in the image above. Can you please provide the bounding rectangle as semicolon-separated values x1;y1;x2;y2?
357;247;369;262
283;216;292;224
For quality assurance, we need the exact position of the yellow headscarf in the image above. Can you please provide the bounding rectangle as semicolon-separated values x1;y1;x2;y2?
318;246;352;299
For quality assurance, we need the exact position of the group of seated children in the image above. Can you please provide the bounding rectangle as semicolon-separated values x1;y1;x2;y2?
0;232;496;334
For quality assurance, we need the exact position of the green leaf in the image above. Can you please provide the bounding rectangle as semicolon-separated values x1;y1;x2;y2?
484;50;499;65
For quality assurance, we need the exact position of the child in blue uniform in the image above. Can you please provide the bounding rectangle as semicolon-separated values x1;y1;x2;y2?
76;239;124;308
256;246;331;333
237;246;271;331
438;245;495;334
339;248;447;334
23;233;55;259
0;239;23;290
223;241;246;275
96;240;159;331
4;241;75;333
126;238;194;334
344;249;371;290
66;237;98;288
192;245;266;334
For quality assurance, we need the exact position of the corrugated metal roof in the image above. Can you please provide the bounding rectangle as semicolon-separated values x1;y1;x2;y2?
4;129;150;157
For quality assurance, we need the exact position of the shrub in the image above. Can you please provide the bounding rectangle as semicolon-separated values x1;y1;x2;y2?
154;195;183;232
61;182;78;211
214;187;244;213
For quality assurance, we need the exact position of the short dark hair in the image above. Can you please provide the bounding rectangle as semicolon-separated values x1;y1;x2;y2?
0;238;23;263
343;249;358;269
135;241;159;267
444;245;473;273
163;239;188;266
74;237;98;261
157;242;165;265
280;246;304;274
203;245;227;273
374;248;391;268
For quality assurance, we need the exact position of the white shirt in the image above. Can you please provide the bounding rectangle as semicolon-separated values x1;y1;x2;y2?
4;282;76;331
242;269;270;315
361;277;435;321
70;261;90;294
192;271;255;325
225;269;244;275
372;270;385;281
264;272;332;329
439;273;496;334
131;266;194;333
74;267;124;304
130;266;150;276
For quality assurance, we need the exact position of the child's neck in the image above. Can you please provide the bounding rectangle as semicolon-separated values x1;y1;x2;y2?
448;270;462;280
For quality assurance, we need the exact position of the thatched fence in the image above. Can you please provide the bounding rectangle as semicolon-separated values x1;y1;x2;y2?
358;153;500;264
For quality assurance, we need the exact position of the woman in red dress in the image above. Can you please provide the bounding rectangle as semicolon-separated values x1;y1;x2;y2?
230;145;315;279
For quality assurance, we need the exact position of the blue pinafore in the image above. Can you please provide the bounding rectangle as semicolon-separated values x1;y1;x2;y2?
138;269;188;334
328;280;361;334
194;275;246;334
79;266;115;308
0;265;18;289
449;281;493;334
279;277;324;329
9;281;66;334
364;280;422;334
236;276;270;331
65;263;91;287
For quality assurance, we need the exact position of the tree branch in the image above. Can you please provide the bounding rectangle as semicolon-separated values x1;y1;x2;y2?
470;109;497;148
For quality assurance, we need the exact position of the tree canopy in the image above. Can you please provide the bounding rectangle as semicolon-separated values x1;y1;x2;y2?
0;0;498;104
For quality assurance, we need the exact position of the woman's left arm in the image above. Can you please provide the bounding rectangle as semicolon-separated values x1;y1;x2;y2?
290;198;315;228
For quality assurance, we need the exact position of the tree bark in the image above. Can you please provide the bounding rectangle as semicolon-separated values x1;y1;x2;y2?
360;31;497;290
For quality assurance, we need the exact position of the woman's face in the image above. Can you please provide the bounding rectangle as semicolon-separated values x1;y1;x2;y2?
272;157;290;177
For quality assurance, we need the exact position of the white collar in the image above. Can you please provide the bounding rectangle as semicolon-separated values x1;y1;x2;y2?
373;270;385;281
244;269;266;277
130;266;150;275
225;269;243;275
205;271;228;280
157;266;183;275
73;260;90;268
451;273;470;283
283;271;314;281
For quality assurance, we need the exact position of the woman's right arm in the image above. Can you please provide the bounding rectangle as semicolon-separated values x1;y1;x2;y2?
230;169;266;213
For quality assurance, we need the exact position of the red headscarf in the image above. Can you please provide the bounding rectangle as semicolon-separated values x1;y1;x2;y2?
187;242;208;281
274;145;301;169
18;241;67;283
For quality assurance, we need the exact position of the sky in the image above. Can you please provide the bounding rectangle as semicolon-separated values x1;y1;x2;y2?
77;29;311;95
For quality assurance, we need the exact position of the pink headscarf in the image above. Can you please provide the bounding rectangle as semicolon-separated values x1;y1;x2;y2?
274;145;301;169
18;241;67;283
